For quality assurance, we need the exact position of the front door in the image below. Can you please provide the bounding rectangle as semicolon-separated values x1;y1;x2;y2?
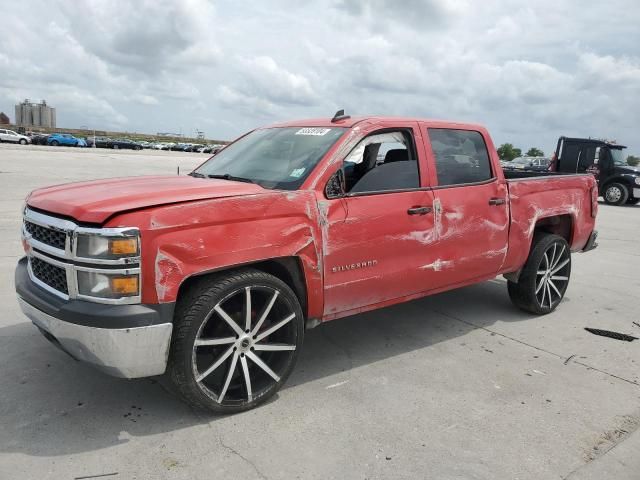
321;124;438;318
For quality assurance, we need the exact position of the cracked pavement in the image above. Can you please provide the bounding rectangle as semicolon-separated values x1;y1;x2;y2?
1;144;639;479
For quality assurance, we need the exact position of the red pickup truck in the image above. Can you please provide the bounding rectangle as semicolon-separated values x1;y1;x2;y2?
16;113;599;413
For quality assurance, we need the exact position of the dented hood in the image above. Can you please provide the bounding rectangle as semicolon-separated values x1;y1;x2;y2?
27;175;265;224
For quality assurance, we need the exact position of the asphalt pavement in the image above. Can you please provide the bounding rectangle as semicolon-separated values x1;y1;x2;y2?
1;143;638;480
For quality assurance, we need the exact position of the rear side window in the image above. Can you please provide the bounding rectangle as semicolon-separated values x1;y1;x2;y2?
428;129;493;186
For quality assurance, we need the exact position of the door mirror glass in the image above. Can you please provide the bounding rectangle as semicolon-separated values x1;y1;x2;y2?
325;169;345;199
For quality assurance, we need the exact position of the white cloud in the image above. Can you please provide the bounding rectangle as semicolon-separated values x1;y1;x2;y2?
0;0;638;155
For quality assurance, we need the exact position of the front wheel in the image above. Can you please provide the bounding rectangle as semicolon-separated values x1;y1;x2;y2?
603;183;629;205
167;269;304;413
50;140;59;146
19;139;27;145
508;233;571;315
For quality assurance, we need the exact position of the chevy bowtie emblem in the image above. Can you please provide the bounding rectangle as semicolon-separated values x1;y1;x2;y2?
332;260;378;273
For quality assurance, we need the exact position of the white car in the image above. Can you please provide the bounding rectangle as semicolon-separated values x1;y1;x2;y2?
0;128;31;145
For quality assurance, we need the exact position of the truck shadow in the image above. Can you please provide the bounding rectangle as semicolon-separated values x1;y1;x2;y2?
0;278;533;457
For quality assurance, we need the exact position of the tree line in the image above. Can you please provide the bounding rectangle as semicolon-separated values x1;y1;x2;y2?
496;144;543;161
497;143;639;166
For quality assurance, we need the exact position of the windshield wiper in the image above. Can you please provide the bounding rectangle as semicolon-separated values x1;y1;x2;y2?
188;171;205;178
205;173;255;184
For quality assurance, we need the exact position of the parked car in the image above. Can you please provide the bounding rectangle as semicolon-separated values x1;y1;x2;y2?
0;128;31;144
111;138;143;150
212;145;225;154
527;157;551;172
85;136;111;148
503;156;550;172
16;113;598;414
29;133;50;145
47;133;86;147
549;136;640;205
87;137;142;150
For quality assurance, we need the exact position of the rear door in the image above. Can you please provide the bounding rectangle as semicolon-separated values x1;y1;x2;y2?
423;127;509;285
321;122;439;317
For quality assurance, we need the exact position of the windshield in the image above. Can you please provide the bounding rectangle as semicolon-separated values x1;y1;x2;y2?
193;127;346;190
610;148;627;166
511;157;530;164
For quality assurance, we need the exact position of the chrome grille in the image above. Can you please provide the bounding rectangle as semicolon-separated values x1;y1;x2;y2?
30;257;69;295
24;221;66;250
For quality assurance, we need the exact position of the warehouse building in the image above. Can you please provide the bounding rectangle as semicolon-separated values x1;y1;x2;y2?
15;99;56;128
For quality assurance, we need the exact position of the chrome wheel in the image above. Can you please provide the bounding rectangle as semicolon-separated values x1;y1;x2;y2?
535;241;570;309
192;285;298;406
605;185;622;203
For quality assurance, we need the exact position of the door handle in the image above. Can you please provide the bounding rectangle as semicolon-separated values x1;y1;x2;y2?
488;198;506;206
407;206;432;215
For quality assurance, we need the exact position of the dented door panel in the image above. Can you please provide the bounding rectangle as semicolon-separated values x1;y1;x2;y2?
321;190;436;317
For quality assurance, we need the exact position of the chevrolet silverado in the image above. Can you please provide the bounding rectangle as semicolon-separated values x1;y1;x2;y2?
16;112;598;413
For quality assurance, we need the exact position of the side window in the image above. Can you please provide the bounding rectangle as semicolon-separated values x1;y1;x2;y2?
343;130;419;194
578;146;596;172
428;129;493;186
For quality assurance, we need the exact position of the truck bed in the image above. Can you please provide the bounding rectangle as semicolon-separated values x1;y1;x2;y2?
500;172;596;276
502;169;573;180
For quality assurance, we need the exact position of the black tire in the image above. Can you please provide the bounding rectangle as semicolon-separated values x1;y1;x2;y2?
50;140;59;146
626;197;639;205
603;183;629;205
167;268;304;413
19;139;27;145
508;233;571;315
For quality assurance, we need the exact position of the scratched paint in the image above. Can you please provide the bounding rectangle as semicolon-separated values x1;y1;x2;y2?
419;259;454;271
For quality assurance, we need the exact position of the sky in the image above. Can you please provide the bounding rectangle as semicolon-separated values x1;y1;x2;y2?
1;0;639;154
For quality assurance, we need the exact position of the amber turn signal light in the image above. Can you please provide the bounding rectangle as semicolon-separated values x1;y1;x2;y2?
109;238;138;255
110;276;139;295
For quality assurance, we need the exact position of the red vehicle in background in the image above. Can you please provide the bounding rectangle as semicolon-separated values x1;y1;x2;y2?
16;112;598;413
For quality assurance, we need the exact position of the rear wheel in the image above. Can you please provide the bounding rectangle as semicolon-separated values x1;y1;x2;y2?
508;233;571;315
603;183;629;205
167;269;304;413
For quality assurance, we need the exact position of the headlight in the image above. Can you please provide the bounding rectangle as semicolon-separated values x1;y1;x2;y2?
635;177;640;186
76;234;139;259
77;271;140;299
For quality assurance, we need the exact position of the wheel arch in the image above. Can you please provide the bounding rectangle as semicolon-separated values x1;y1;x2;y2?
533;214;573;244
504;215;573;283
601;177;633;194
176;257;309;321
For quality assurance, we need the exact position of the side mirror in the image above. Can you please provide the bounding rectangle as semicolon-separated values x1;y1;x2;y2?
325;169;346;199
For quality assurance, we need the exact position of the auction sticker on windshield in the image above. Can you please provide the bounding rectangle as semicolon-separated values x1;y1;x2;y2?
295;128;331;136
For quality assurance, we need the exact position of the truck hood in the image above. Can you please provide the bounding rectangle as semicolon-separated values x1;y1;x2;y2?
27;175;266;224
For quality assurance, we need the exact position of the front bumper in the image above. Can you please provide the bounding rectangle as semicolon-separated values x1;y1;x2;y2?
16;258;174;378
